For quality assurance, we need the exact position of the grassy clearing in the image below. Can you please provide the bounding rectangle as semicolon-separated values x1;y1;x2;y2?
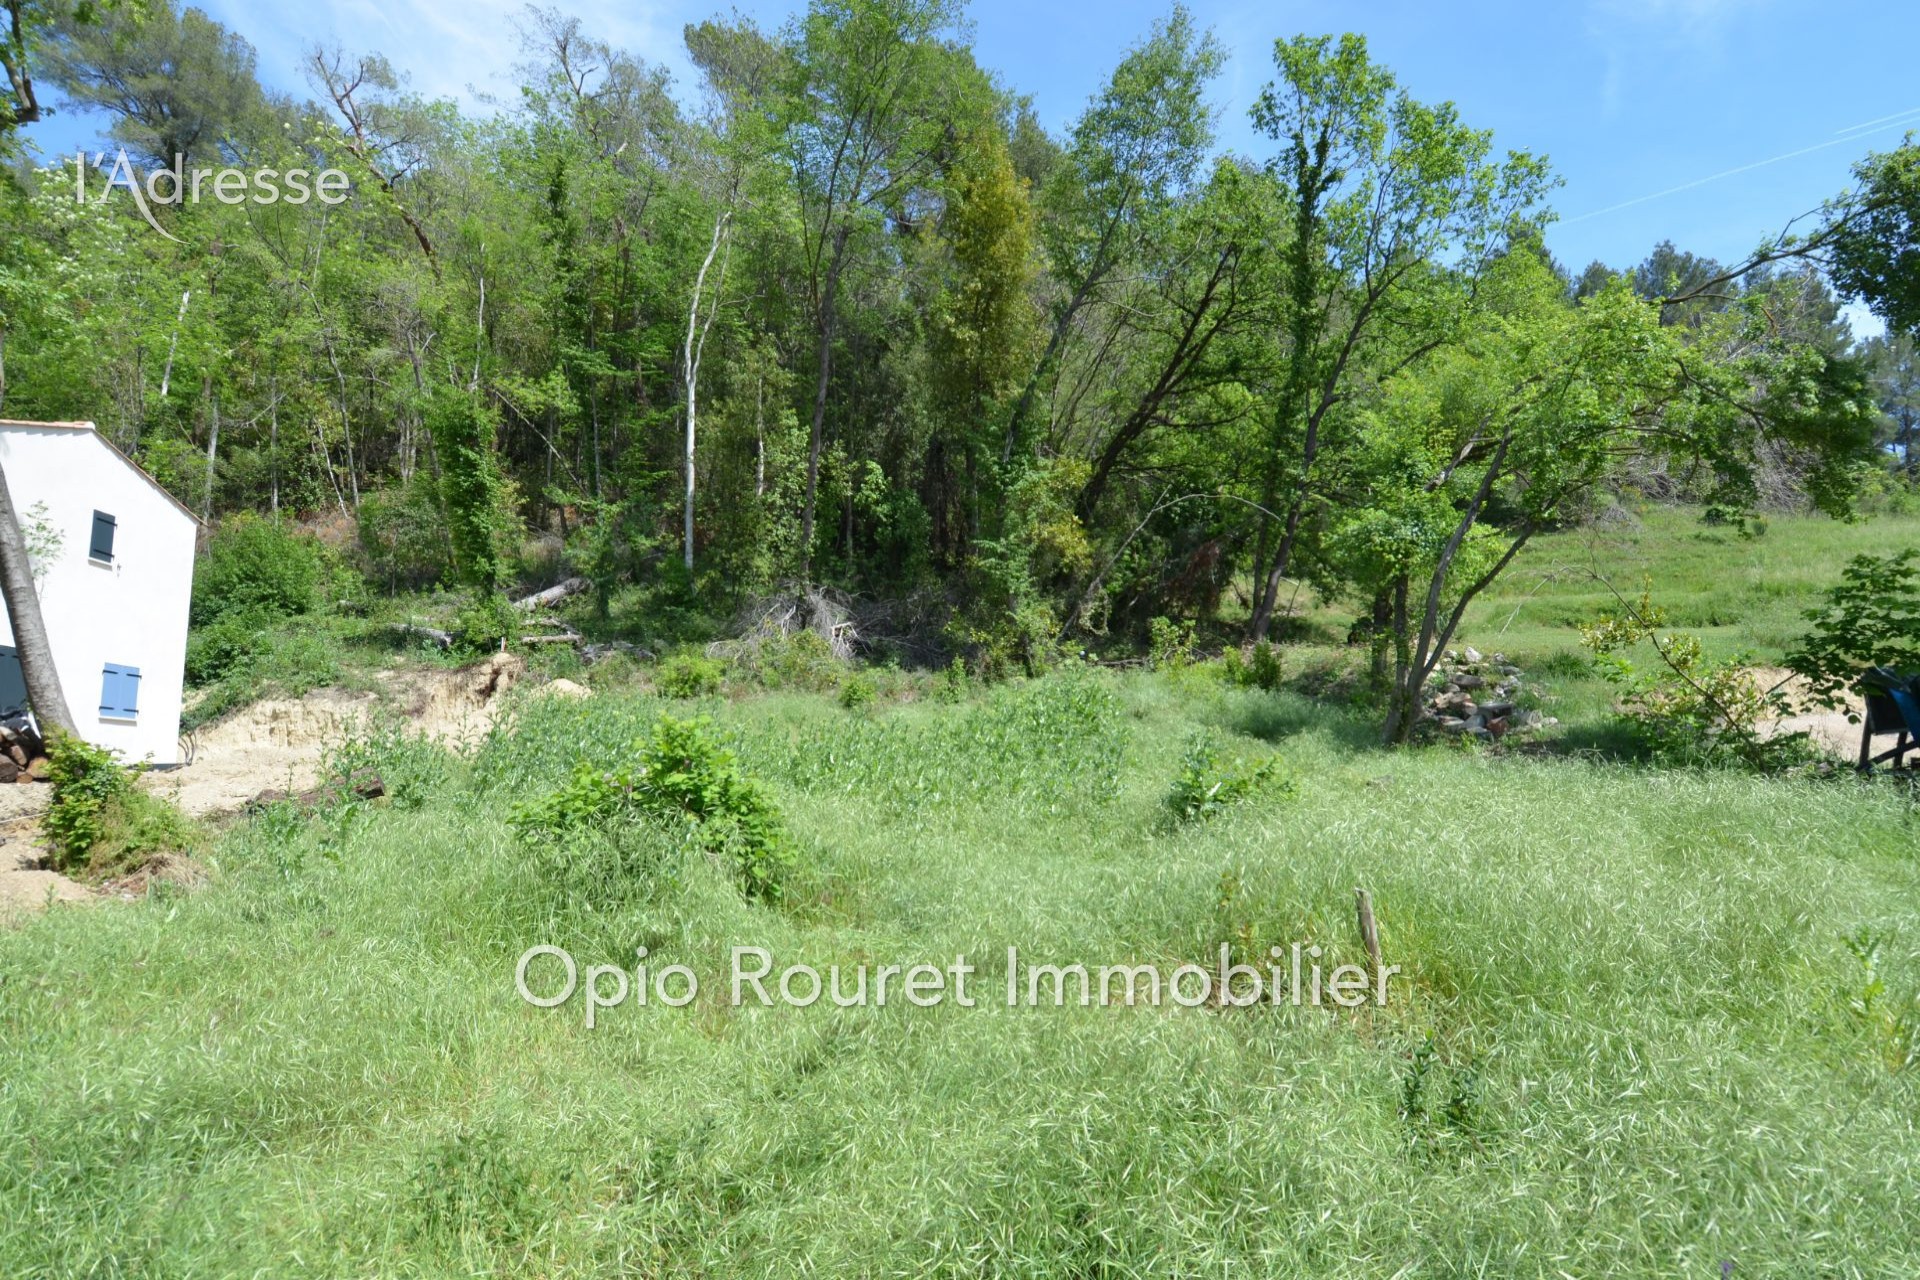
3;663;1917;1276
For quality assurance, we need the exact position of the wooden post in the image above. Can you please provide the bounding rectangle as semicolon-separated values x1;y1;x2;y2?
1356;888;1382;977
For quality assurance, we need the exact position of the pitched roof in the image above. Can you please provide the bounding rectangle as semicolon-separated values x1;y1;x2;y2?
0;419;202;524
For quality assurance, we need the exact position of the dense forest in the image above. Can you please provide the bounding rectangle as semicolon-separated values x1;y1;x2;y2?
1;0;1916;738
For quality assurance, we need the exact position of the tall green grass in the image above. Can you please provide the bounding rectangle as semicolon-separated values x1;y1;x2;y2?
3;668;1916;1276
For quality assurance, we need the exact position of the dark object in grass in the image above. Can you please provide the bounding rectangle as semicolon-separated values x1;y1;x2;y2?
1857;667;1918;772
248;768;386;812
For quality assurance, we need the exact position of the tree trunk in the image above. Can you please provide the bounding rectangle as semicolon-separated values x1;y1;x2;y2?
682;210;731;574
0;459;76;737
800;233;847;582
201;384;220;524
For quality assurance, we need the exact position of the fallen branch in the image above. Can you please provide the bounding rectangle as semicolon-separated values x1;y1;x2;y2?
513;577;590;611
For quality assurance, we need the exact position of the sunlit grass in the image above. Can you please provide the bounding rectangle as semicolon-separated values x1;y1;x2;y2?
3;663;1916;1276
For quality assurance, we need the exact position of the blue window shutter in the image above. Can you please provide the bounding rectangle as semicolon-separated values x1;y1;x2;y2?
90;511;116;563
99;664;140;719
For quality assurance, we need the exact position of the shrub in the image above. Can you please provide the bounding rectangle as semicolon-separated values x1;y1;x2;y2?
184;607;273;685
509;713;793;900
1582;587;1811;769
1221;640;1284;691
1165;734;1293;824
451;593;519;653
838;671;877;710
191;513;324;627
357;473;453;591
936;655;970;703
44;734;201;876
1787;549;1920;710
1148;616;1196;671
655;651;725;698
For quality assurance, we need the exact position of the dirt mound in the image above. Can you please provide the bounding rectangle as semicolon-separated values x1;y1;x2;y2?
155;652;525;817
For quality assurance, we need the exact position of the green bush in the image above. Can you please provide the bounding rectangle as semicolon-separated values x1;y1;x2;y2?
509;713;793;900
1148;616;1196;671
184;607;273;685
655;651;725;698
1165;734;1293;824
191;513;324;627
357;473;452;591
451;593;519;654
838;671;877;710
1221;640;1284;692
44;734;202;876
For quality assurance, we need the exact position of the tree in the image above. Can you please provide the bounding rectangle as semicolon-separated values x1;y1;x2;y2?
1244;32;1552;641
0;458;75;735
1332;250;1878;743
925;121;1038;562
781;0;983;580
1864;333;1920;474
1828;142;1920;336
1009;5;1222;465
46;0;269;167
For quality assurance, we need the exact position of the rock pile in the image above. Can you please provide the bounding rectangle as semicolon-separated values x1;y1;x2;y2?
1422;646;1558;741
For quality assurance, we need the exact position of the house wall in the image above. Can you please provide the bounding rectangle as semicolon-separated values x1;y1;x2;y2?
0;425;197;764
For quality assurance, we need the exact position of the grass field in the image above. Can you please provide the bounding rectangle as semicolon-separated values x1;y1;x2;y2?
3;509;1919;1278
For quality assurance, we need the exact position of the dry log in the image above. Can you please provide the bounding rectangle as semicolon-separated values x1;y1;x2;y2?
513;576;591;611
390;623;454;650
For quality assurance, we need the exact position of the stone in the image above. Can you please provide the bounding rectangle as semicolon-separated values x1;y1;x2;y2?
1517;709;1544;729
1453;674;1486;690
540;678;592;699
1463;646;1482;663
1479;701;1515;719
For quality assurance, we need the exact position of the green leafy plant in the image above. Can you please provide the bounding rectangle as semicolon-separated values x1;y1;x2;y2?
1844;930;1918;1073
408;1125;541;1249
1580;585;1809;769
509;713;794;900
655;651;725;698
44;734;201;876
1165;734;1293;823
837;670;877;710
190;513;325;628
1147;615;1196;671
451;593;519;654
935;655;970;703
1787;549;1920;714
1221;640;1284;691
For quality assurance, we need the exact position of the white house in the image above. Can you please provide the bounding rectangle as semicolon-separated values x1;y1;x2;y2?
0;420;198;764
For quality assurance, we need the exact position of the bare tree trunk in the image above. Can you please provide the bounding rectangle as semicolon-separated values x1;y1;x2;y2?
0;459;75;736
682;210;731;573
268;377;280;517
159;290;190;400
754;371;766;499
201;385;220;524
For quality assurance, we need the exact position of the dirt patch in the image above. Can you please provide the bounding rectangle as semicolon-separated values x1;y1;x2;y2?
2;653;537;919
1748;665;1872;761
152;652;527;817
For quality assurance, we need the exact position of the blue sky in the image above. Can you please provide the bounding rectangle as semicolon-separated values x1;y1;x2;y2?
22;0;1913;328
